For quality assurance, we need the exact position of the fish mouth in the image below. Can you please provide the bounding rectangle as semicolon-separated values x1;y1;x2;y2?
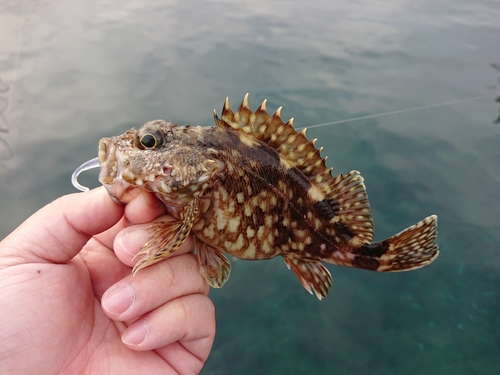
98;138;140;204
98;138;119;185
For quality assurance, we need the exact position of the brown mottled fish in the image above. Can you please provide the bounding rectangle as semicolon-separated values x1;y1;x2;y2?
73;94;439;299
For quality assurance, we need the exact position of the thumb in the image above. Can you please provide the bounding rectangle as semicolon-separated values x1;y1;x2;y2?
0;187;124;267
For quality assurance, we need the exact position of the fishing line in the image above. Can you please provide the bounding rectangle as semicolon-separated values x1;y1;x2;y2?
301;93;498;130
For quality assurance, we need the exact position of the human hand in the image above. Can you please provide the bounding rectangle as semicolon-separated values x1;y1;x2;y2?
0;188;215;375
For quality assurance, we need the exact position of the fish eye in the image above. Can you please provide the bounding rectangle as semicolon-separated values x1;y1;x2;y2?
136;123;166;150
140;133;158;149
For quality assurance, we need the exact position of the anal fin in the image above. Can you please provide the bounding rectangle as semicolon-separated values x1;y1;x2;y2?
195;238;231;288
283;256;332;300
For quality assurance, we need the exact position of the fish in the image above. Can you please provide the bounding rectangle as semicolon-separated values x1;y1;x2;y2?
73;94;439;299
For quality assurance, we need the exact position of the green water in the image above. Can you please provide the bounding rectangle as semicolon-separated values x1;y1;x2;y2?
1;1;499;374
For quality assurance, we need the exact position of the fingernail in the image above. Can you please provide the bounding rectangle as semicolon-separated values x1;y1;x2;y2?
102;283;135;315
118;230;150;256
122;319;149;346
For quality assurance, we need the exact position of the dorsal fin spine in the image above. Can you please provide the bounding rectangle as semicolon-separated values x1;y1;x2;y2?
240;93;250;110
254;99;269;137
258;99;267;112
223;97;231;113
219;97;235;126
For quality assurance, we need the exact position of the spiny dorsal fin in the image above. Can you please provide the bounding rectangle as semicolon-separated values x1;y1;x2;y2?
213;94;330;184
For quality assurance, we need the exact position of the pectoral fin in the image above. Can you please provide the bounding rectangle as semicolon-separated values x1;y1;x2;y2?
132;198;199;274
283;256;332;300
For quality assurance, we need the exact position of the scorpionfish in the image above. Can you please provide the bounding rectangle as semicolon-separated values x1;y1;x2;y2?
94;94;438;299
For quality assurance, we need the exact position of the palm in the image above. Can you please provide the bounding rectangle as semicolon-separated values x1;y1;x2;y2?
2;253;176;374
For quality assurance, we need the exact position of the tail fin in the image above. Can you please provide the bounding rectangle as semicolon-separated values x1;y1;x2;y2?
375;215;439;272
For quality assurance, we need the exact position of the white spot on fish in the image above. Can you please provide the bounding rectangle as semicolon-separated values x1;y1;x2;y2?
246;227;255;238
307;184;325;201
262;240;272;253
204;225;215;239
246;242;256;258
217;213;227;230
228;216;241;233
257;226;265;240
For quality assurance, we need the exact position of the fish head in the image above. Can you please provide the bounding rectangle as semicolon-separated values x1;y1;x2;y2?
98;120;215;206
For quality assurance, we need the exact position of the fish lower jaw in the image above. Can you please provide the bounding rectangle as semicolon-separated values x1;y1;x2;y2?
103;178;142;205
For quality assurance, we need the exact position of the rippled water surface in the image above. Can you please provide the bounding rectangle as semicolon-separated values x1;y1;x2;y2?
1;1;499;374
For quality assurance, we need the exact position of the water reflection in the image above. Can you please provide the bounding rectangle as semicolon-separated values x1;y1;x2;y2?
0;78;14;164
495;97;500;124
492;63;500;124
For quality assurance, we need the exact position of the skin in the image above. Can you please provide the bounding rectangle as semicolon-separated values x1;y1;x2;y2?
0;188;215;375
